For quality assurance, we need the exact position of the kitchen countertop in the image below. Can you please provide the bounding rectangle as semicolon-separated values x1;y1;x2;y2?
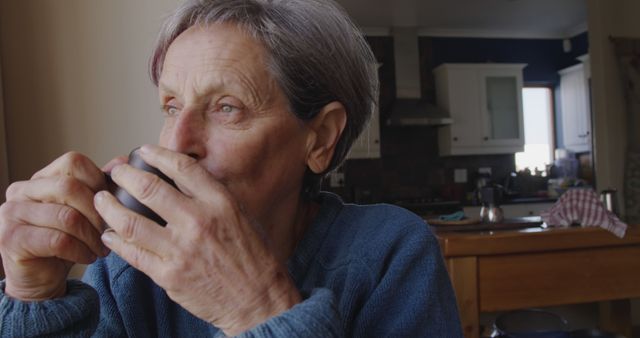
427;216;542;232
435;222;640;257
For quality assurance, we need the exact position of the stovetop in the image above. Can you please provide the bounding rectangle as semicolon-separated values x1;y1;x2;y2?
391;198;461;217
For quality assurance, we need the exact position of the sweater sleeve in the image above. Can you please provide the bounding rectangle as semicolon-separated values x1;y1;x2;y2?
0;279;99;337
228;288;343;338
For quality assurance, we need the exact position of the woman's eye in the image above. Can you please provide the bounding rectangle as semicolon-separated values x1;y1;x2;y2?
212;101;245;125
220;104;237;113
162;105;180;116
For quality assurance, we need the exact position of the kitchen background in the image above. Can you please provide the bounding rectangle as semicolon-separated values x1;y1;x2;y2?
323;32;589;210
0;0;639;333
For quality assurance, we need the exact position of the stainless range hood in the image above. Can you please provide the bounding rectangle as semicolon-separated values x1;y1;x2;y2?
386;27;453;126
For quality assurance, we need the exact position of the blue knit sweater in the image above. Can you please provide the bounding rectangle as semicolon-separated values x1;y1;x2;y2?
0;192;462;337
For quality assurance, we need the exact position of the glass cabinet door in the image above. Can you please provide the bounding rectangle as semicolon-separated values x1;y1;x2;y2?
486;76;519;139
481;72;524;146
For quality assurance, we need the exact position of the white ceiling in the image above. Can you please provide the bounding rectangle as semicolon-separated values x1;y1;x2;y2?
335;0;588;39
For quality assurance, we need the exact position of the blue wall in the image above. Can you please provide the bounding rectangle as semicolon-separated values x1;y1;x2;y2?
427;32;589;86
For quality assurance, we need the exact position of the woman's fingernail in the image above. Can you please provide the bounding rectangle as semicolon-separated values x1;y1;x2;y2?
139;144;153;154
94;191;106;205
101;231;116;245
111;164;123;176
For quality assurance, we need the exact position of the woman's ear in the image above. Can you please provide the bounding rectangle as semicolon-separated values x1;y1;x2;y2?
306;101;347;174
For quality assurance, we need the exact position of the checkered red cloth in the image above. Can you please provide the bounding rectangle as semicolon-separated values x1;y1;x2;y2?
540;188;627;238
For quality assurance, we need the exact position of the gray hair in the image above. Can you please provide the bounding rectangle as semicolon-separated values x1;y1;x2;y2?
150;0;378;197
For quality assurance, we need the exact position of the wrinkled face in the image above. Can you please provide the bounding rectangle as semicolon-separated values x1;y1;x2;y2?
158;23;310;225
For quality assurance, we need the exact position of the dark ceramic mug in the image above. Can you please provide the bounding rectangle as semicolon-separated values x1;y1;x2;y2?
106;148;177;226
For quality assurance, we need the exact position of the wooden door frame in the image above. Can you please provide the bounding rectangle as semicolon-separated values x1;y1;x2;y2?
0;51;8;202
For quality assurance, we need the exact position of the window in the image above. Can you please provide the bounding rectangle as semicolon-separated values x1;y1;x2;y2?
515;87;554;174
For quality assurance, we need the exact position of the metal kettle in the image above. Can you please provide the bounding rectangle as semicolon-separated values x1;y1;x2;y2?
480;204;504;223
479;186;504;223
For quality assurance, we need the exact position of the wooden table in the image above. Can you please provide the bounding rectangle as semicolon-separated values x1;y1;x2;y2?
436;224;640;337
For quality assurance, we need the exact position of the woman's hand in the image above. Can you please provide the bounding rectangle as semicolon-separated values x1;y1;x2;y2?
0;152;121;301
95;145;301;336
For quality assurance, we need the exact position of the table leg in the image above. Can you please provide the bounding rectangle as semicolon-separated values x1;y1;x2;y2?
599;299;632;338
446;256;479;338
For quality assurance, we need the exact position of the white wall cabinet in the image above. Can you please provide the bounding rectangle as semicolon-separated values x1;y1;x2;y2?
0;61;8;201
435;63;526;156
348;63;381;159
348;106;380;159
559;58;592;153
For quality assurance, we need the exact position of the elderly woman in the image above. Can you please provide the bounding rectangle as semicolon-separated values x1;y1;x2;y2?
0;0;461;336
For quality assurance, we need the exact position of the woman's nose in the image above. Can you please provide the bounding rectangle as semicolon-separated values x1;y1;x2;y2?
166;110;206;160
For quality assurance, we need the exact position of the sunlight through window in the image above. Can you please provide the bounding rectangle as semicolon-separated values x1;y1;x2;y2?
515;87;554;174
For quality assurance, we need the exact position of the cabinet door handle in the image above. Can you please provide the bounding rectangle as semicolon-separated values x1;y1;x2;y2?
484;136;489;141
453;137;458;142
